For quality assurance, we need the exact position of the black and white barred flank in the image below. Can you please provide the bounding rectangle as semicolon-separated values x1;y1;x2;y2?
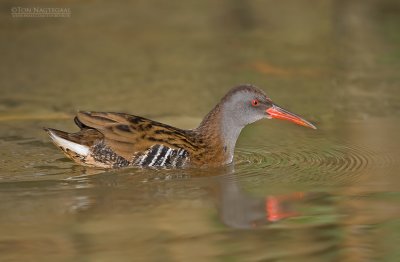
132;144;189;168
87;142;190;168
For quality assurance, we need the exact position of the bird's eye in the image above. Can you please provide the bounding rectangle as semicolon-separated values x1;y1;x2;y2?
251;99;259;107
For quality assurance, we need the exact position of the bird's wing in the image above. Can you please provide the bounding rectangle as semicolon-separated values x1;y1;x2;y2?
76;111;199;160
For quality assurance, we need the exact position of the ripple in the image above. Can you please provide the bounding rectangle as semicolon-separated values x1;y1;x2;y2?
234;140;397;182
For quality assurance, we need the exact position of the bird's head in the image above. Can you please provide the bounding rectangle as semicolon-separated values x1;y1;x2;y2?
221;84;316;129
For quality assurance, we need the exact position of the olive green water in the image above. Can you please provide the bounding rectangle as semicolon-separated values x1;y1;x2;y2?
1;0;400;261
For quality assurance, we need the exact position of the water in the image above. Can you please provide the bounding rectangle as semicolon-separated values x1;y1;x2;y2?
1;0;400;261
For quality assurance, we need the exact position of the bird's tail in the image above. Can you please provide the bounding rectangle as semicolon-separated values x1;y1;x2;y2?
44;128;90;158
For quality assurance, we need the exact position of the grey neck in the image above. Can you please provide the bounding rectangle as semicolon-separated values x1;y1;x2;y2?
219;111;244;164
195;87;267;165
196;103;245;165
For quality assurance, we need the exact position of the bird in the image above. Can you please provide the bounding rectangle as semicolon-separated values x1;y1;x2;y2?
44;84;316;169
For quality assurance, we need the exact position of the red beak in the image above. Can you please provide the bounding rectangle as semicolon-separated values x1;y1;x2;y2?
266;105;317;129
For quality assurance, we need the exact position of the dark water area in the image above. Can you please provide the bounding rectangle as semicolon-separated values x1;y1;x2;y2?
1;0;400;261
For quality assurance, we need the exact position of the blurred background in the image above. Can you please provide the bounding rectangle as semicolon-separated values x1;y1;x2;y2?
0;0;399;261
1;0;399;121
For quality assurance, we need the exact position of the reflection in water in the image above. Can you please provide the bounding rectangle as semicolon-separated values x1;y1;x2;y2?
0;156;397;261
215;174;309;229
50;168;340;261
66;168;323;231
